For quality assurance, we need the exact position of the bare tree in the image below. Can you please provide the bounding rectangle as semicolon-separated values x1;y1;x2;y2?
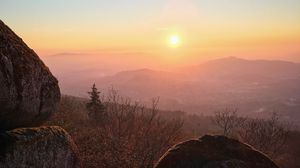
95;88;184;168
212;108;245;136
212;109;290;160
238;112;290;159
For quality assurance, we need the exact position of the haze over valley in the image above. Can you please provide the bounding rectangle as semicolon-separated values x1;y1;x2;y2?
42;55;300;122
2;0;300;167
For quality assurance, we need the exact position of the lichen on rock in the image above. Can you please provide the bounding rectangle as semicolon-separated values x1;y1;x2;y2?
0;126;81;168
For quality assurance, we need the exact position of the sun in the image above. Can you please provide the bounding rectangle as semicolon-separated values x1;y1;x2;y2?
168;35;181;48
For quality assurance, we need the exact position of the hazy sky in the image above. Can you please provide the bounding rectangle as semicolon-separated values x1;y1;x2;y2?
1;0;300;64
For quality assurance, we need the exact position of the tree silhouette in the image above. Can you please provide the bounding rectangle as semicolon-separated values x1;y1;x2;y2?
86;84;105;120
212;108;245;136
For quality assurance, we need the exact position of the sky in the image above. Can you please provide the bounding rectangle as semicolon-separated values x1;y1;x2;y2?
1;0;300;66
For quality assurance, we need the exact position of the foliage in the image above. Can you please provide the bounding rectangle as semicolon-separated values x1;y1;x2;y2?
46;93;300;168
47;89;183;168
86;84;105;121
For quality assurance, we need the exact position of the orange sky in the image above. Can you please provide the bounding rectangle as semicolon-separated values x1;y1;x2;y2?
1;0;300;65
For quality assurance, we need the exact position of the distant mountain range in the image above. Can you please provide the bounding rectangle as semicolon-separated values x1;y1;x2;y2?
57;56;300;122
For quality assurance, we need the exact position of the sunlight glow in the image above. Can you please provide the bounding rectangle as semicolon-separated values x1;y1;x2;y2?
169;35;180;48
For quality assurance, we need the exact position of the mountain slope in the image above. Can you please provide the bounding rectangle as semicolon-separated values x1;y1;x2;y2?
93;57;300;121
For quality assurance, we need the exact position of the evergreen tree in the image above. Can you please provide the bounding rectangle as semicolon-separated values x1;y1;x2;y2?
86;84;105;120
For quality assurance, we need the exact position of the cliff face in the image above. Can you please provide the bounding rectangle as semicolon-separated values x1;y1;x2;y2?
155;135;279;168
0;19;60;130
0;20;80;167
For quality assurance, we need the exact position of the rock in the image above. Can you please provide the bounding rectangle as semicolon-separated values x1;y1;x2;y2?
155;135;279;168
0;126;81;168
0;20;60;130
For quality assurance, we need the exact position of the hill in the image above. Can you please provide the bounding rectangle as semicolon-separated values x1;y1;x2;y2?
92;57;300;121
46;56;300;122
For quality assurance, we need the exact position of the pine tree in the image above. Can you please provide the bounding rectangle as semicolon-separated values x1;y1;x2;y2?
86;84;105;120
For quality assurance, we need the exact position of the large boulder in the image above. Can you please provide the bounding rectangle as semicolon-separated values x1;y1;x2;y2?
155;135;279;168
0;126;81;168
0;20;60;130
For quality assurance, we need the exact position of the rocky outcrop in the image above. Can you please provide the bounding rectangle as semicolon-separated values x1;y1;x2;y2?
0;19;60;130
0;126;81;168
155;135;279;168
0;20;80;167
